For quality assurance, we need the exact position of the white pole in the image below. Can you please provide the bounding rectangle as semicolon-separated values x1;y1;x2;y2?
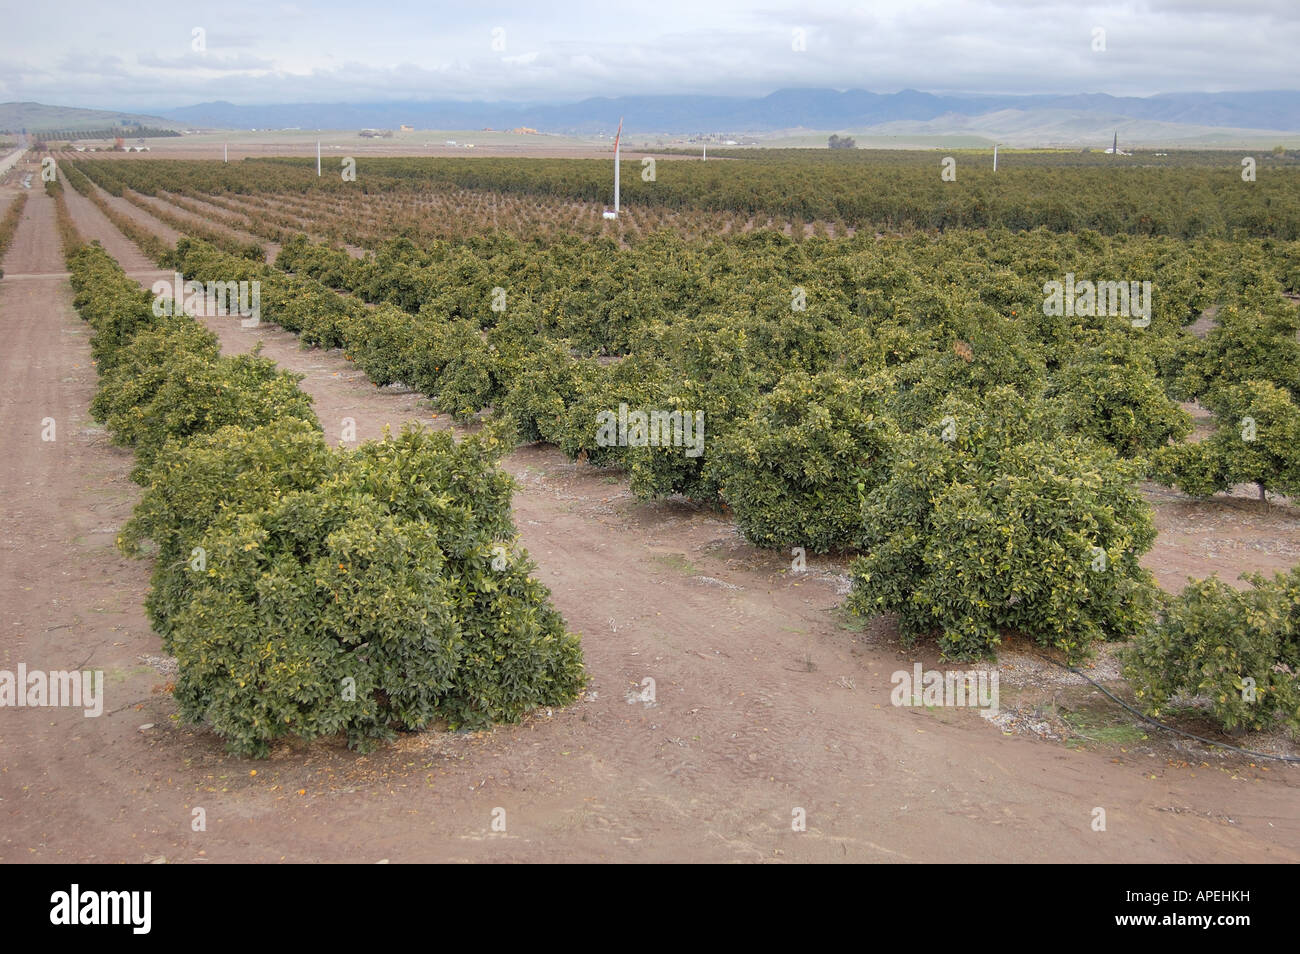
702;143;706;162
993;144;998;172
224;143;228;163
317;140;321;176
613;137;620;215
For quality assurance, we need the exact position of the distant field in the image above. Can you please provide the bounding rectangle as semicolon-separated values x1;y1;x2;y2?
63;147;1300;242
71;128;640;161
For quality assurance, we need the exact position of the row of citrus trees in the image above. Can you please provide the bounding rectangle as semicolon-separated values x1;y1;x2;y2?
152;227;1300;736
269;227;1300;501
67;240;584;757
58;158;265;261
73;152;1300;238
0;190;26;278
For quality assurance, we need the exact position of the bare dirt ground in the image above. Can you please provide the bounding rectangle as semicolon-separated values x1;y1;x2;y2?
1;168;1296;864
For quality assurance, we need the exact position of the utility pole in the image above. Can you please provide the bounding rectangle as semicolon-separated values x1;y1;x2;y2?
614;118;622;215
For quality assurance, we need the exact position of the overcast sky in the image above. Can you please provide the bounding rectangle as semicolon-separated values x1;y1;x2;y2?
2;0;1296;111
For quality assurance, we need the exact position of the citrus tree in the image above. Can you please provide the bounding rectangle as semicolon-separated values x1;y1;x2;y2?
1125;567;1300;733
847;389;1158;660
712;370;898;552
1151;379;1300;499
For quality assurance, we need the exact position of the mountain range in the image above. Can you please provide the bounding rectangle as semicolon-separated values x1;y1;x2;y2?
4;89;1298;144
157;89;1300;135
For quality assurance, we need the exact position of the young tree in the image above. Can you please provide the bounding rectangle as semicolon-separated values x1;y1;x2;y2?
1151;379;1300;500
1125;566;1300;734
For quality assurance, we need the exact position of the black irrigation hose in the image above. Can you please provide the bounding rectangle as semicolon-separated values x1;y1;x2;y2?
1031;652;1300;764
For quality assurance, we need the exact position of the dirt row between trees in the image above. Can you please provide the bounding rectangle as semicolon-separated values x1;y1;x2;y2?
1;168;1294;863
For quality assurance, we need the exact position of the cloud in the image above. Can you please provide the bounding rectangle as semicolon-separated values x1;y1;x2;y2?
501;51;541;66
1;0;1296;110
136;52;278;72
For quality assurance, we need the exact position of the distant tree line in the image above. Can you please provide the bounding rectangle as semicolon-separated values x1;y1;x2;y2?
1;126;181;140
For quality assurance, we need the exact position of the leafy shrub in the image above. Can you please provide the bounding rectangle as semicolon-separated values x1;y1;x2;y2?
67;243;172;369
97;343;317;482
407;312;499;421
712;370;897;551
494;338;592;444
625;374;736;504
1125;568;1300;733
169;490;457;756
120;418;336;642
1048;344;1192;457
1172;304;1300;406
348;303;423;387
167;427;585;757
887;311;1048;430
847;389;1158;659
89;321;221;427
1151;379;1300;498
553;353;668;468
349;305;500;422
67;243;586;758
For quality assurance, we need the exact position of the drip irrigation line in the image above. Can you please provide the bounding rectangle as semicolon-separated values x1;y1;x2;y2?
1031;652;1300;764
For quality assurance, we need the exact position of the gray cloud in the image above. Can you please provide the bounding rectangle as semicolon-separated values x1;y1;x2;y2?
2;0;1294;110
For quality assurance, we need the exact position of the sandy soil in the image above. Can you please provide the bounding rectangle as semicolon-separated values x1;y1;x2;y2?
1;167;1296;864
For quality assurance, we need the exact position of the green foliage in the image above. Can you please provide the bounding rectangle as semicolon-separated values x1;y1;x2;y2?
888;313;1048;430
347;303;424;387
1173;303;1300;407
120;418;337;641
553;353;669;468
67;242;584;757
167;426;585;757
408;310;499;421
1151;379;1300;498
99;342;316;482
493;338;592;444
847;390;1158;659
1125;568;1300;734
69;249;175;370
712;370;897;551
1049;343;1192;457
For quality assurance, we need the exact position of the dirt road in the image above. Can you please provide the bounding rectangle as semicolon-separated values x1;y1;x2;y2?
1;170;1296;863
